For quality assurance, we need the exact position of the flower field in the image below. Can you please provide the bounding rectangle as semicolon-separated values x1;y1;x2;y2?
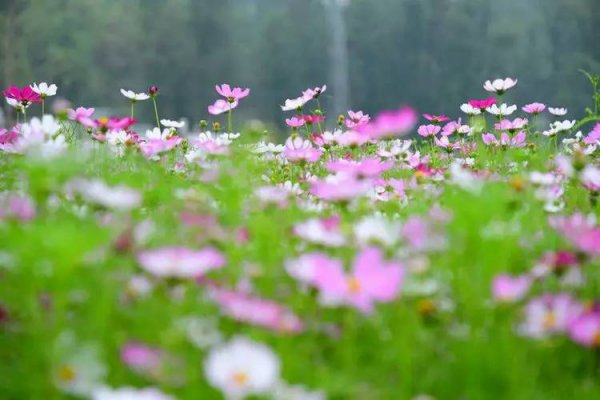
1;75;600;399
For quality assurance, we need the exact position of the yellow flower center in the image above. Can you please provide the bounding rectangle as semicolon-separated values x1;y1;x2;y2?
58;365;76;383
543;312;557;329
231;371;248;386
347;277;361;294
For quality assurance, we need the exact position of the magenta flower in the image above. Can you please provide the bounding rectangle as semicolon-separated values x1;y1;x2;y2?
302;114;325;124
357;106;418;140
417;124;441;137
215;84;250;103
311;174;372;202
325;157;394;177
137;246;226;278
68;107;96;128
519;294;583;338
468;97;496;111
208;286;304;334
569;309;600;348
285;117;305;128
522;102;546;115
549;214;600;257
311;247;404;314
423;114;450;124
3;85;42;105
492;274;531;303
345;110;370;129
283;137;322;163
208;99;238;115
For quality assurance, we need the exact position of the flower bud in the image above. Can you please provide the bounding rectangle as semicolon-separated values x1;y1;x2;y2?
148;86;159;96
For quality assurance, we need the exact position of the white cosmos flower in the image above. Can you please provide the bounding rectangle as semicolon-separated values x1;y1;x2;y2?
354;215;402;247
120;89;150;101
281;96;309;111
204;336;280;399
91;386;174;400
76;179;142;211
145;127;172;140
552;120;576;132
460;103;481;116
252;141;285;154
31;82;58;97
548;107;568;116
486;103;517;116
483;78;517;94
6;97;30;111
160;119;185;129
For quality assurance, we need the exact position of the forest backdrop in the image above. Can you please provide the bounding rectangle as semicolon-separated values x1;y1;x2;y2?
1;0;599;129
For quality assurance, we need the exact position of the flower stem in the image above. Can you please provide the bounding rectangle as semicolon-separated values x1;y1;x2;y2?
131;102;135;119
41;100;45;116
152;98;160;128
227;109;233;133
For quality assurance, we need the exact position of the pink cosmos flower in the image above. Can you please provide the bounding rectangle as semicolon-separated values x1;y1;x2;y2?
519;294;583;338
3;85;42;105
283;137;322;163
68;107;96;128
285;117;305;128
311;173;372;202
417;124;441;137
0;192;36;221
293;216;345;247
325;157;393;177
401;216;431;250
285;252;340;285
433;135;459;150
345;110;370;129
215;84;250;102
208;99;238;115
137;247;226;278
302;85;327;100
254;185;290;208
583;123;600;145
569;309;600;348
357;106;418;140
522;102;546;114
207;286;303;334
0;128;18;148
468;97;496;110
481;131;526;148
423;114;450;123
581;165;600;192
441;120;471;136
494;118;528;132
95;116;137;132
302;115;325;124
492;274;531;303
121;342;163;374
139;137;182;159
335;130;371;147
311;247;404;313
549;214;600;257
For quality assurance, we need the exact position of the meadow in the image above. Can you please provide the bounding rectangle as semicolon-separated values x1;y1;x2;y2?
1;76;600;399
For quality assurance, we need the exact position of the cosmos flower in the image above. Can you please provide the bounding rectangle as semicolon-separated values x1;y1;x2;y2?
548;107;568;116
3;85;42;105
486;104;517;117
310;173;372;202
325;157;393;177
302;85;327;100
522;102;546;114
549;213;600;257
494;118;528;132
357;106;418;140
468;97;496;111
492;274;531;303
310;247;404;313
215;84;250;102
423;114;450;123
68;107;96;128
483;78;517;94
208;99;239;115
345;110;370;128
569;309;600;348
204;337;280;399
417;124;441;137
460;103;481;116
285;117;305;128
294;216;346;247
160;119;185;129
120;89;150;101
283;137;322;163
281;96;309;111
519;294;582;338
30;82;58;98
137;246;225;279
91;386;174;400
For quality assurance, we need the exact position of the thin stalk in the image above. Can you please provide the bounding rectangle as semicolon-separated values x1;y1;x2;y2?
130;102;135;119
152;98;160;128
227;109;233;133
41;100;45;116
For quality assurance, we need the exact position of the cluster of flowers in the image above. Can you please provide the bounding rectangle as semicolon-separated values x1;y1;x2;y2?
1;74;600;399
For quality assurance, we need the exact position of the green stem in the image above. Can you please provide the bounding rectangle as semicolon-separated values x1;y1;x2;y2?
131;102;135;119
41;100;45;116
227;109;233;133
152;98;160;128
23;108;27;123
16;109;20;124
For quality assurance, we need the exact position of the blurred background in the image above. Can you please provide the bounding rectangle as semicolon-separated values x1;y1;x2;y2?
0;0;599;130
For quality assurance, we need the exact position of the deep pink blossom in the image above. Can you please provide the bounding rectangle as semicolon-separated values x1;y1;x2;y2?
3;85;42;104
468;97;496;110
